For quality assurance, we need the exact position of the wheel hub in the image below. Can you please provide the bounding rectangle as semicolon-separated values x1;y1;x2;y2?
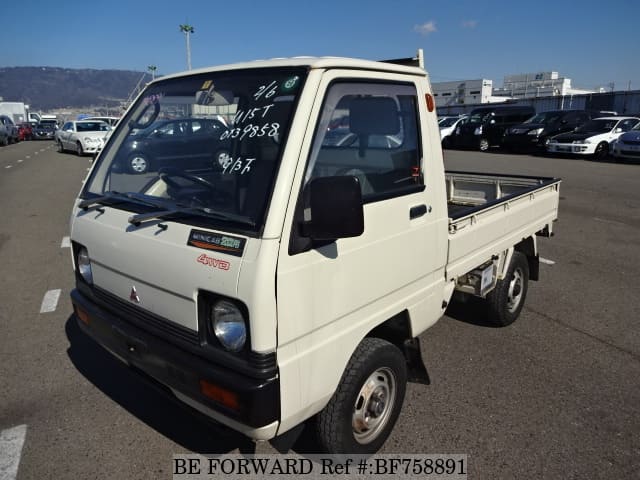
352;368;396;444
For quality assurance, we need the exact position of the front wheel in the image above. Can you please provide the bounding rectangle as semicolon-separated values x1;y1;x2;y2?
479;138;490;151
593;142;609;160
486;251;529;327
57;140;64;153
76;142;84;156
128;153;150;174
315;338;407;454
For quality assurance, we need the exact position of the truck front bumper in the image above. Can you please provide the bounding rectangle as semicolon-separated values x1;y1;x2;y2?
70;288;280;440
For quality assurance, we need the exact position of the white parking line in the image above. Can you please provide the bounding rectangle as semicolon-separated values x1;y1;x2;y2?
25;156;30;159
17;159;23;163
0;424;27;480
61;236;71;248
540;257;555;265
40;289;61;313
4;165;11;169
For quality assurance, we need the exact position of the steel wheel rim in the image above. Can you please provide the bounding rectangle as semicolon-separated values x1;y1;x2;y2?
352;367;396;444
506;267;524;312
130;156;147;173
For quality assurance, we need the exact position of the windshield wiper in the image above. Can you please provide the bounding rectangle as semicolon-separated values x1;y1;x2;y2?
78;191;170;211
128;206;256;227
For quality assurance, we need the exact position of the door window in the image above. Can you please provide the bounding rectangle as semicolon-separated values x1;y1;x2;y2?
305;82;422;202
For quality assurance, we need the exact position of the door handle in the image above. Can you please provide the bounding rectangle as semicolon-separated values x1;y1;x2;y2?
410;204;430;219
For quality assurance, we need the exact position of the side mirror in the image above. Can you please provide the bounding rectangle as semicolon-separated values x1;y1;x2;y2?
614;127;623;133
304;176;364;241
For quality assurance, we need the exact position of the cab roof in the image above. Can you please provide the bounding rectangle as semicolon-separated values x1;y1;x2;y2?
156;56;428;83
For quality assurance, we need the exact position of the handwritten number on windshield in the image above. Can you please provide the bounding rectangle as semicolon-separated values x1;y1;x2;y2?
222;157;255;175
220;123;280;141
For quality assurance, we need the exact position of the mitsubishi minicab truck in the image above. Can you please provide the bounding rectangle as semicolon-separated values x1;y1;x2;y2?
69;52;560;454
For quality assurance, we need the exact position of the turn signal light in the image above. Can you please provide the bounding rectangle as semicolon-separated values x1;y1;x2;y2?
199;380;240;411
75;306;91;325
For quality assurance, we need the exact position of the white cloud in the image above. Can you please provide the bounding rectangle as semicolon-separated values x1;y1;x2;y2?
414;21;437;36
462;20;478;28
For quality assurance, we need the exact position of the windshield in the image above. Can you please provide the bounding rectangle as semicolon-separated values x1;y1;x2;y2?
83;67;306;234
439;117;461;127
576;119;616;133
468;110;492;123
524;112;563;124
77;122;110;132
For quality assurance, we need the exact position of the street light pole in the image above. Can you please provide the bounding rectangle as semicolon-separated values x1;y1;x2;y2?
147;65;157;81
179;24;195;70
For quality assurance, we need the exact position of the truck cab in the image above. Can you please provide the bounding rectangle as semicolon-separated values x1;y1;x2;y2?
70;56;559;454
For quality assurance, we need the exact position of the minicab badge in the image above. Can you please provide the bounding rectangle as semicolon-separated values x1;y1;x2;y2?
188;230;246;257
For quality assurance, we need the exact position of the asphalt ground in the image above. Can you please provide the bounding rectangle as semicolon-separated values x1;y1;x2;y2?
0;140;638;479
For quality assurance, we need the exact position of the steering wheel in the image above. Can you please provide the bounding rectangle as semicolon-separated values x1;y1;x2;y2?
158;167;215;191
158;167;231;207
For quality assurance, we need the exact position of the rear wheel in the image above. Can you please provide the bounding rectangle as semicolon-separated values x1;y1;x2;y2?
479;138;490;151
315;338;407;454
486;251;529;327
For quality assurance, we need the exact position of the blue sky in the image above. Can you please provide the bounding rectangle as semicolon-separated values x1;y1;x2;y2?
2;0;637;90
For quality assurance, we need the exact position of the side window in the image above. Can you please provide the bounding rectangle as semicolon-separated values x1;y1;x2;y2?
305;82;422;202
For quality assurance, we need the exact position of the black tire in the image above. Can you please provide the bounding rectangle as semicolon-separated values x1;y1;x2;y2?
315;337;407;454
76;142;84;156
479;138;490;151
128;153;150;174
442;136;451;149
57;140;64;153
486;251;529;327
593;142;609;160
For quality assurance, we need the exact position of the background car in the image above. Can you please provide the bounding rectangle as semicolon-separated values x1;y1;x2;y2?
502;110;599;153
452;105;535;151
439;115;468;148
117;117;230;174
0;115;19;145
17;122;33;141
55;120;111;156
611;122;640;161
546;116;640;159
32;123;56;140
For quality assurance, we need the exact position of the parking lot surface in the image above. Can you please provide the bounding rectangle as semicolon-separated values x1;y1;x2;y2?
0;142;638;479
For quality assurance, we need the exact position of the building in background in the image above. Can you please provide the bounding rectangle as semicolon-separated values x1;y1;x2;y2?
493;72;597;99
433;71;599;108
432;79;502;107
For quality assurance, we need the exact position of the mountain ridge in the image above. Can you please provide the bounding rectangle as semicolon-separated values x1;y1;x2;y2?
0;66;152;111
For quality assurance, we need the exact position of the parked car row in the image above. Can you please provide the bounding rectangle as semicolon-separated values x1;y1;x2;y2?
440;104;640;160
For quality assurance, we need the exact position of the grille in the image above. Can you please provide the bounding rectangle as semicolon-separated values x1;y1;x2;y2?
93;287;200;346
622;140;640;146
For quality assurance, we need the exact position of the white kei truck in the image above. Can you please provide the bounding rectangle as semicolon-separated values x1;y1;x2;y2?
69;52;560;454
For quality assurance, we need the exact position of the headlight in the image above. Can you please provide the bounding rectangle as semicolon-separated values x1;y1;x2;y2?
527;128;544;136
84;137;99;144
77;247;93;285
212;300;246;352
474;126;483;135
573;139;589;144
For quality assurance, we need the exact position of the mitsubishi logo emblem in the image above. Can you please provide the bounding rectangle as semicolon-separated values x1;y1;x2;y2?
129;286;140;303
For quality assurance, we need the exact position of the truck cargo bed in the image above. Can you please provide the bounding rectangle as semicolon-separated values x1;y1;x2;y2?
445;171;561;281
